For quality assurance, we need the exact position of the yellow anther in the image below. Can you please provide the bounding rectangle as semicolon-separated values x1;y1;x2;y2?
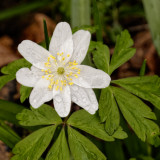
42;76;45;78
55;80;59;84
41;69;44;72
56;86;59;90
74;74;78;78
69;72;73;75
57;53;60;55
60;87;63;91
77;72;80;74
48;85;52;89
46;78;49;80
67;54;70;57
49;71;52;73
62;57;65;61
69;82;73;85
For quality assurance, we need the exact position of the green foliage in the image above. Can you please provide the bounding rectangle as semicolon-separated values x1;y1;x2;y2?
142;0;160;55
0;121;21;148
0;58;31;90
12;125;56;160
67;109;114;141
1;58;31;75
46;128;70;160
99;87;120;135
68;126;106;160
112;86;159;142
0;75;15;90
16;104;62;126
109;30;136;75
0;100;24;125
20;85;32;103
71;0;91;27
92;42;110;73
112;76;160;110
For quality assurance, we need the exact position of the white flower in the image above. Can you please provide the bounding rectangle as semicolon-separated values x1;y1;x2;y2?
16;22;111;117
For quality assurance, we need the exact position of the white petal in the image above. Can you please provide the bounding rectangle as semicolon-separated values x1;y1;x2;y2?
49;22;73;63
70;85;98;114
53;85;71;117
72;65;111;88
70;30;91;64
18;40;51;69
16;66;44;87
29;78;53;108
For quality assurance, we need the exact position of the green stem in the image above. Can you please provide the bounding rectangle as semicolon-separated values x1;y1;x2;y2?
92;0;103;42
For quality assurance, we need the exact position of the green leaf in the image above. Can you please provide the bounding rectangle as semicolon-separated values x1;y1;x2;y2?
12;125;56;160
99;87;120;135
139;59;147;76
1;58;31;75
43;19;50;50
112;76;160;110
20;85;32;103
68;127;106;160
112;86;159;141
0;58;31;90
92;42;110;73
112;126;128;139
0;75;15;90
0;100;24;124
67;109;114;141
16;104;62;126
0;121;21;148
109;30;136;75
46;128;70;160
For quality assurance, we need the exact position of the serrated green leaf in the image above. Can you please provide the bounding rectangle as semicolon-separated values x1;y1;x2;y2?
0;100;24;124
12;125;56;160
20;85;32;103
112;86;159;141
112;126;128;139
67;109;114;141
0;121;21;148
99;87;120;135
1;58;31;75
68;127;106;160
16;104;62;126
109;30;136;75
0;74;15;90
92;42;110;73
112;76;160;110
46;128;70;160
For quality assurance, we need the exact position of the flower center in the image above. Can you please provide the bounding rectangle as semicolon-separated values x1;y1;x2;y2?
57;67;65;75
41;52;81;91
